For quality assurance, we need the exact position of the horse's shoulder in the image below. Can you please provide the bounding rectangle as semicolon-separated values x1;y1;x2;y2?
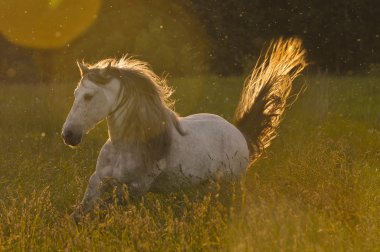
97;140;127;167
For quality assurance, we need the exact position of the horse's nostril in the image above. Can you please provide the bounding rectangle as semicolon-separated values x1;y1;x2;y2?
65;130;73;138
62;128;82;146
62;129;72;140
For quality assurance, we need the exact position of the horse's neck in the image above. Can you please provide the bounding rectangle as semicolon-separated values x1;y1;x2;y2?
106;105;171;144
107;104;176;166
106;108;127;144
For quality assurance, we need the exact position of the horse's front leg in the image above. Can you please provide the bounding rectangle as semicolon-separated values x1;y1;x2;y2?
71;172;105;222
127;161;165;200
71;142;117;221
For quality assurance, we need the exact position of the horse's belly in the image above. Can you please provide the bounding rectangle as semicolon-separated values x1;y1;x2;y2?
150;113;249;192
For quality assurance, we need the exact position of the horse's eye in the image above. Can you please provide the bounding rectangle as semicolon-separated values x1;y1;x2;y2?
84;94;93;101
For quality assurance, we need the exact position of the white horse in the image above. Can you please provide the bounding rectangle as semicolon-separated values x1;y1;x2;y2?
62;38;306;219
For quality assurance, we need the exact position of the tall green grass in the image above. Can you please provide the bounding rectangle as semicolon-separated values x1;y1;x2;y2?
0;75;379;250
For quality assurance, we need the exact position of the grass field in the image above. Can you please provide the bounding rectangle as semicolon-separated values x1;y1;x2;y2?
0;75;379;251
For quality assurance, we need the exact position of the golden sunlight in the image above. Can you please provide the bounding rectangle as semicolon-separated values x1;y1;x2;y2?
0;0;101;49
48;0;64;9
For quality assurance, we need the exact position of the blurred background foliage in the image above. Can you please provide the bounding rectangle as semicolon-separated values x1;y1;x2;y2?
0;0;379;84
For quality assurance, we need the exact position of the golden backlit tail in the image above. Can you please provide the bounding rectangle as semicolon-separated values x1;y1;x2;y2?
235;37;307;165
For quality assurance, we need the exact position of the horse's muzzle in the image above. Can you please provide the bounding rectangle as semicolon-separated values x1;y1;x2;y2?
62;127;83;147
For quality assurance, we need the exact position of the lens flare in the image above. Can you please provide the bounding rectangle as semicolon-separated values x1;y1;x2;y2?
48;0;64;9
0;0;101;49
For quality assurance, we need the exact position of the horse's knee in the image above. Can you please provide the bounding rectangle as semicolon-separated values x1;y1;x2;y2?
128;182;147;200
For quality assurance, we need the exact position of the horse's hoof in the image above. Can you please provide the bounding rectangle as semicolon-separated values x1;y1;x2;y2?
70;212;82;225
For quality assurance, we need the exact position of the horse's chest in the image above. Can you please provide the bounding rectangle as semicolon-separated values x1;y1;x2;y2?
113;155;141;182
98;150;140;183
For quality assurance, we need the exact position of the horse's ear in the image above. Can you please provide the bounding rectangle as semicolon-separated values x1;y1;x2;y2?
77;61;89;76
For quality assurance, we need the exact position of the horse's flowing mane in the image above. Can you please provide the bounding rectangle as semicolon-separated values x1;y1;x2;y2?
87;56;175;109
83;56;184;168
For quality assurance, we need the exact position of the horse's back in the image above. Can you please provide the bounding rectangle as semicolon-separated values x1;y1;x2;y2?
177;113;249;169
154;113;249;191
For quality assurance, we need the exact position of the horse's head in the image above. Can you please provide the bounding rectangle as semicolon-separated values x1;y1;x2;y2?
62;62;121;147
